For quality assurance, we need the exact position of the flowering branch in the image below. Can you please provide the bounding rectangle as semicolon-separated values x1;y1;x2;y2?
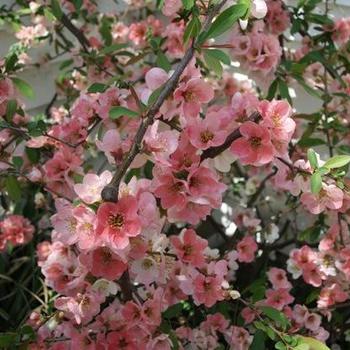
200;111;261;161
101;0;229;203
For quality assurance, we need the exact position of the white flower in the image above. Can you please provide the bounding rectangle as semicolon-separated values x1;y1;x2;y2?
265;223;280;244
251;0;267;19
74;170;112;204
92;279;119;296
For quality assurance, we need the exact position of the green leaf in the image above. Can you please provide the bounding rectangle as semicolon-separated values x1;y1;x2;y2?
51;0;63;19
275;341;287;350
148;86;163;106
260;306;290;329
310;171;322;194
296;336;330;350
163;303;183;319
156;52;172;72
87;83;108;93
59;59;74;70
294;76;322;99
26;147;40;164
298;226;322;243
109;106;139;120
5;54;18;73
5;100;17;122
202;49;231;65
12;156;23;171
184;16;201;45
249;330;266;350
298;138;326;147
267;78;279;100
278;80;292;105
307;149;318;169
204;3;249;40
99;43;128;55
12;77;35;99
182;0;194;10
5;176;21;202
203;51;223;76
0;333;17;347
323;155;350;169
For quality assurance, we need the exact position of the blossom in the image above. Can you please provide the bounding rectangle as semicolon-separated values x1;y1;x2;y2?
267;267;292;290
230;121;274;166
162;0;182;17
79;247;127;280
237;236;258;263
174;78;214;118
301;184;344;214
193;274;224;307
170;229;208;267
265;288;294;310
0;215;34;251
74;170;112;204
186;115;228;150
95;196;141;250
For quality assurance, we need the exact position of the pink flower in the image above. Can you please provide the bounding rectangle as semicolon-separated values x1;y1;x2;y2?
237;236;258;263
301;184;344;214
95;196;141;250
74;170;112;204
79;247;127;280
265;288;294;310
162;0;182;17
0;215;34;250
302;263;323;287
230;121;274;166
317;283;348;308
186;115;228;150
174;78;214;118
55;290;105;325
170;229;208;267
265;0;291;35
163;21;186;59
267;267;292;290
225;326;251;350
0;78;14;104
193;274;224;307
304;312;322;332
332;18;350;45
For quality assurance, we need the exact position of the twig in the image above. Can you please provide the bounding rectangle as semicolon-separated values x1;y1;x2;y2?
247;167;278;207
60;13;90;52
101;0;229;203
200;111;261;161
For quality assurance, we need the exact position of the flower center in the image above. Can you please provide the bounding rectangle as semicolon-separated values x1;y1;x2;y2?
200;130;214;143
184;91;195;101
249;136;261;148
108;213;124;229
142;258;154;270
183;244;193;256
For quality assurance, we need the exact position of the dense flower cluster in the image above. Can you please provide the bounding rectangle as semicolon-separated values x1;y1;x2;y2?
1;0;350;349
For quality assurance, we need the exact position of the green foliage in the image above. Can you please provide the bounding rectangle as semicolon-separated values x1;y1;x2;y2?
109;106;139;119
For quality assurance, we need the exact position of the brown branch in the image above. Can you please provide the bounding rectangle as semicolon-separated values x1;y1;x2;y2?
101;0;229;202
247;167;278;207
60;13;90;52
200;111;261;161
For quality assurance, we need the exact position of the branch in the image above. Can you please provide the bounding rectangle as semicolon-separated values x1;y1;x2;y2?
101;0;229;202
200;111;261;161
247;167;278;207
60;13;90;52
